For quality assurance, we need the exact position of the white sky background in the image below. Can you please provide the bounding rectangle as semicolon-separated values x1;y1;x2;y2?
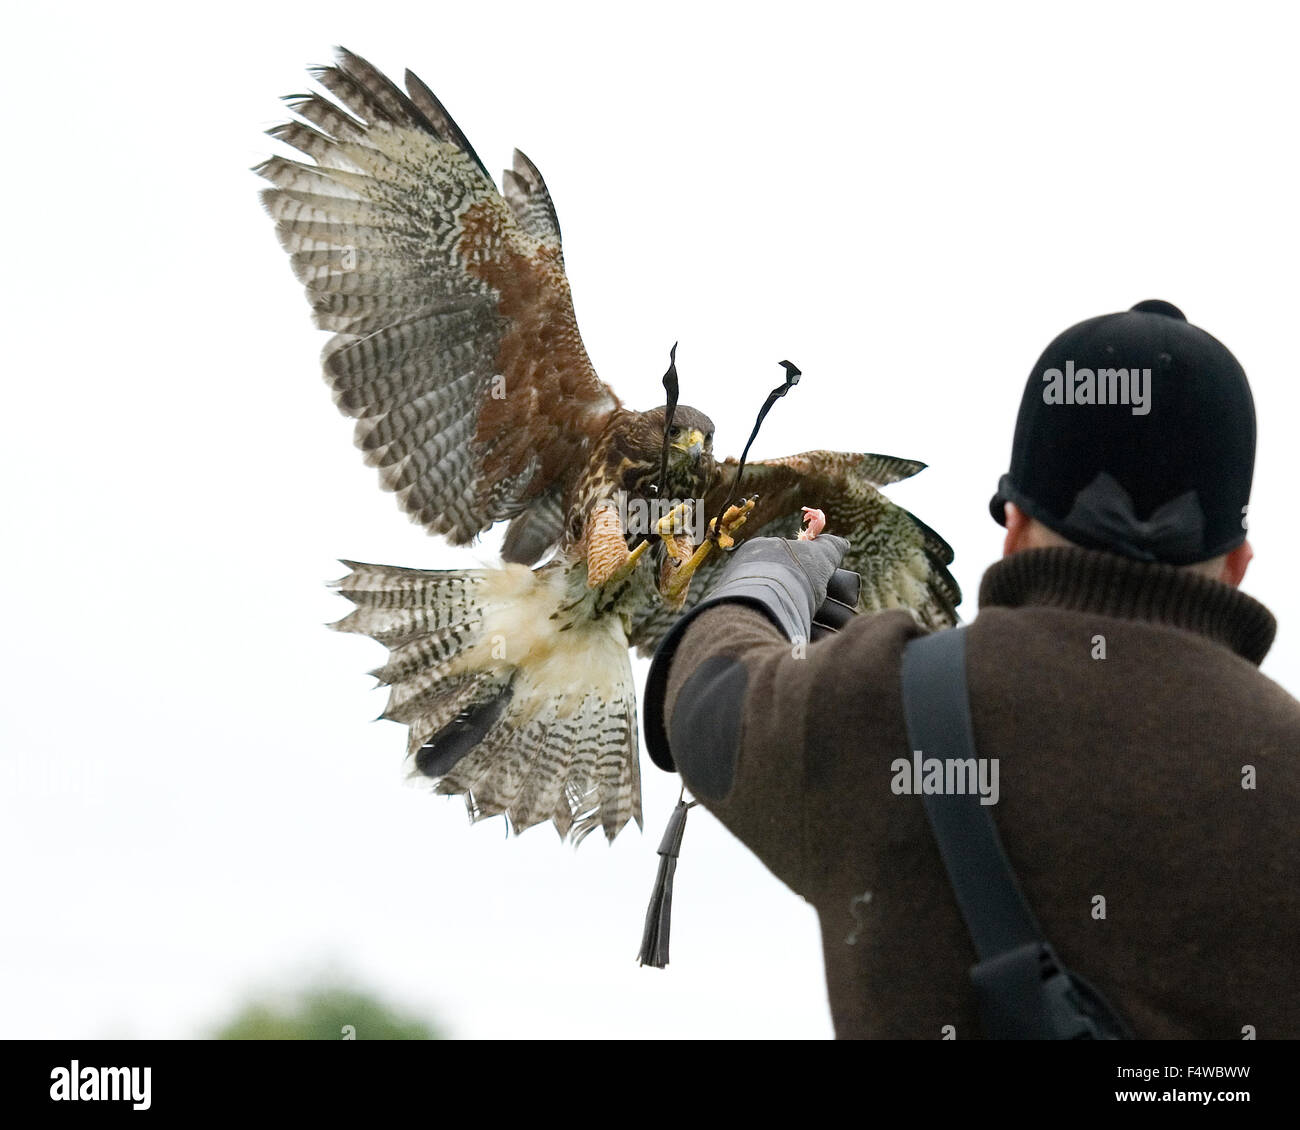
3;1;1298;1039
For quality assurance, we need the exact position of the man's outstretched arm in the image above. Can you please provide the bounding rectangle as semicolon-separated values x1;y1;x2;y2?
642;535;924;890
644;534;856;783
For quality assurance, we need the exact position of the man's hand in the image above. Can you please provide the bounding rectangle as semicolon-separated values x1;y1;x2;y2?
703;534;861;644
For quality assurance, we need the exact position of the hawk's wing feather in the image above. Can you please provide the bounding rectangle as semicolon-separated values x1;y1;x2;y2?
258;48;618;546
502;149;563;252
499;485;567;566
625;450;961;655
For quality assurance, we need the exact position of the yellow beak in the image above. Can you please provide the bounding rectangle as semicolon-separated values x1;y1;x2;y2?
672;429;705;459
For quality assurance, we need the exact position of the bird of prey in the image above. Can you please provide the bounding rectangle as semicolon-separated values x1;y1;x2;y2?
257;48;960;844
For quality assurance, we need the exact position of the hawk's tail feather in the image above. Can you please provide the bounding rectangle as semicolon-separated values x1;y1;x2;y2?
330;559;642;843
330;564;488;647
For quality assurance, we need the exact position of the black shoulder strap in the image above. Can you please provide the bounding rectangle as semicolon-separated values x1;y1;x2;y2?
900;626;1134;1040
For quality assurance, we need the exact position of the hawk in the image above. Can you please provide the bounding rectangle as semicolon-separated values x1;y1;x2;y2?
257;48;960;844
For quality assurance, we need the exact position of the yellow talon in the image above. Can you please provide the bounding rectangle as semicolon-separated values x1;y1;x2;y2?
660;496;759;605
656;502;694;564
708;496;756;549
655;502;692;536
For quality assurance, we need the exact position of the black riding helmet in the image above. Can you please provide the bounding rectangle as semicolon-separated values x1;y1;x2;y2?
990;300;1255;565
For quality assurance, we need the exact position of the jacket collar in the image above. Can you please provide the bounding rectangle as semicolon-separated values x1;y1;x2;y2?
978;546;1277;666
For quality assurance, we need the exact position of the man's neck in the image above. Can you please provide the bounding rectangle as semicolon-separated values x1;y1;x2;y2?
979;546;1276;665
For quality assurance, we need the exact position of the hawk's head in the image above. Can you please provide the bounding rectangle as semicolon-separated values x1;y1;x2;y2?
624;404;716;500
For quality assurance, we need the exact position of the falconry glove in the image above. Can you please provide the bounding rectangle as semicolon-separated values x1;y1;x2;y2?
643;534;859;773
710;533;859;642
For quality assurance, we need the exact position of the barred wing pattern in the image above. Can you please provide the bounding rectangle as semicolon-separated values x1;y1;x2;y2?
257;48;619;545
625;451;962;655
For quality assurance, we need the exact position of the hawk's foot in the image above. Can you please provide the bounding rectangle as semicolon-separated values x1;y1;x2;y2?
656;501;694;564
660;496;757;605
707;495;757;550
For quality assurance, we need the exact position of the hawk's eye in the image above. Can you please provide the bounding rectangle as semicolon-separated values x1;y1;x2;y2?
669;427;684;439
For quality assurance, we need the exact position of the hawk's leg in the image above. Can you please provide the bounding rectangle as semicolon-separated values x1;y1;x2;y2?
585;504;647;588
660;497;756;606
655;502;697;606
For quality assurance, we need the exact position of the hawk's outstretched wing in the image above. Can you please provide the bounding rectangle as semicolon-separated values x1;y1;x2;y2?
625;451;961;655
260;54;964;841
257;47;618;549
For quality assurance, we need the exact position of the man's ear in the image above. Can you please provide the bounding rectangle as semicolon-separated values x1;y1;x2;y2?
1220;539;1253;588
1002;501;1032;557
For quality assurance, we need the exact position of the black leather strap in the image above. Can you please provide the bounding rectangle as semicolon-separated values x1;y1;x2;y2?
900;626;1042;958
900;626;1134;1040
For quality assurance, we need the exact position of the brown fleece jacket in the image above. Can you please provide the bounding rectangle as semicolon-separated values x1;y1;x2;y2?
658;546;1300;1039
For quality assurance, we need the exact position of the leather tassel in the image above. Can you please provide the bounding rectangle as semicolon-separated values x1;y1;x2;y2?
637;798;696;968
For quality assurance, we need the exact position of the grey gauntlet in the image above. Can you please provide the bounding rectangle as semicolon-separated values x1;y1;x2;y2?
693;534;859;643
643;534;861;772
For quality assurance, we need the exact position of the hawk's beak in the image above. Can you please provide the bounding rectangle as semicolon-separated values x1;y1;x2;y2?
672;429;705;460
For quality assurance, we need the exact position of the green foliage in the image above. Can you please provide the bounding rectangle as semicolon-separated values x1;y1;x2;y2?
211;982;443;1041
